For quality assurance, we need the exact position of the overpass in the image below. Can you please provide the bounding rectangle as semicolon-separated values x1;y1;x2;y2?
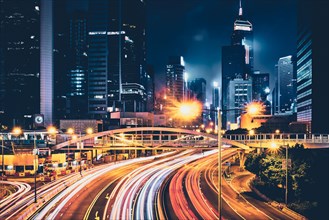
3;127;328;169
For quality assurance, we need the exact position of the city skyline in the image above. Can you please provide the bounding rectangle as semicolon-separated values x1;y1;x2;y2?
0;1;328;219
147;0;297;97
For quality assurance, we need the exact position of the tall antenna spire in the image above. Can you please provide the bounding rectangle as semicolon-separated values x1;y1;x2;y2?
239;0;243;16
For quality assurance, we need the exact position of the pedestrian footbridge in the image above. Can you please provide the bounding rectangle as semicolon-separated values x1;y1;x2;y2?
52;127;250;151
223;133;329;149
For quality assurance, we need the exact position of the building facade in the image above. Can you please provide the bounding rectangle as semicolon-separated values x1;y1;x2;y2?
226;77;252;125
66;11;88;119
252;71;269;102
189;78;207;103
277;56;296;114
166;56;185;102
297;0;329;133
0;0;40;127
88;0;147;119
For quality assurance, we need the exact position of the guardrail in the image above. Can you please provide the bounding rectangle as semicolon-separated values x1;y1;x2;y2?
224;134;329;144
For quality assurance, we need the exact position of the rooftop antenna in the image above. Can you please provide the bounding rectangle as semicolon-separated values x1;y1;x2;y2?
239;0;243;16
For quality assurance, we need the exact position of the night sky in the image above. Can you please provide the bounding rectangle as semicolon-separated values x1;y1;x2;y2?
147;0;297;99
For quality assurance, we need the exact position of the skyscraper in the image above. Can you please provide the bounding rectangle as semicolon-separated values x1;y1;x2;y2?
231;0;253;76
66;11;88;118
212;81;220;109
297;0;329;133
146;65;155;112
0;0;40;127
88;0;147;119
277;56;296;113
189;78;207;104
252;71;269;102
226;77;252;125
221;0;253;128
166;56;185;102
221;45;245;127
40;0;53;126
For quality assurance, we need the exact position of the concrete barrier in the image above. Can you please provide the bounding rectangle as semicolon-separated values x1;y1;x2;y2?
249;181;307;220
18;173;82;219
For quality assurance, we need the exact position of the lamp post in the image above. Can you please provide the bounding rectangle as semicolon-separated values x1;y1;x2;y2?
67;128;74;167
78;132;83;176
33;130;37;203
217;108;222;220
285;143;288;205
86;128;93;165
0;134;4;197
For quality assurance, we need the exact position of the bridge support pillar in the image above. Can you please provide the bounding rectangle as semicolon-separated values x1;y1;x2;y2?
256;148;263;154
237;150;246;171
152;149;157;155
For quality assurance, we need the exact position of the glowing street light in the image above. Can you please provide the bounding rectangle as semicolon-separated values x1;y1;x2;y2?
67;128;74;135
47;126;57;135
86;127;93;135
177;101;202;121
12;127;22;136
249;129;255;136
245;102;264;115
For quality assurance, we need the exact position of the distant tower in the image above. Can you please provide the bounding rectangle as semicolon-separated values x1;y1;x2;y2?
227;77;252;125
189;78;207;103
212;81;220;109
67;12;88;118
166;56;185;102
231;0;253;76
252;71;270;101
277;55;296;113
40;0;54;126
221;0;253;128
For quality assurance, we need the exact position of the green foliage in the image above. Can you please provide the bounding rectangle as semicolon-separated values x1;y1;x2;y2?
245;144;329;219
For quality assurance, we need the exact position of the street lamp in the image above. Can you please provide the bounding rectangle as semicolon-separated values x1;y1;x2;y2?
67;128;74;166
1;134;4;178
86;128;93;165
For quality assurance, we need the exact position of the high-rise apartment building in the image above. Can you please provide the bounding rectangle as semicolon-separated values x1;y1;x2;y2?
0;0;40;127
166;56;185;102
277;55;296;113
88;0;147;119
66;11;88;118
297;0;329;133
